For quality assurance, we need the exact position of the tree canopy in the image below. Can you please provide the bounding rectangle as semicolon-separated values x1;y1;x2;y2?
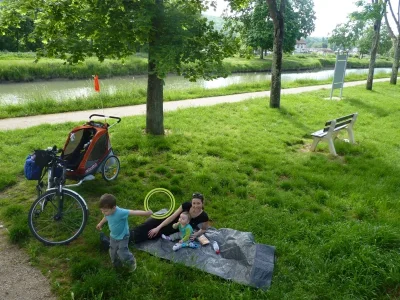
225;0;315;54
0;0;238;134
384;0;400;84
224;0;315;109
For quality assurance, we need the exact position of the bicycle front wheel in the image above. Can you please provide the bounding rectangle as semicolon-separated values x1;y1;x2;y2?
28;188;88;246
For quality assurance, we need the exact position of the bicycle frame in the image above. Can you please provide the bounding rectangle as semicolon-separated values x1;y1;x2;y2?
37;147;95;197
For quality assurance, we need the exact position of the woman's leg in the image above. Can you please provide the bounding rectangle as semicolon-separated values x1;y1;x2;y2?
130;217;163;243
130;217;180;243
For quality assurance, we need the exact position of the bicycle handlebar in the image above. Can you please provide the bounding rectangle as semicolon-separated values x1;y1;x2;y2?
87;114;121;129
89;114;121;123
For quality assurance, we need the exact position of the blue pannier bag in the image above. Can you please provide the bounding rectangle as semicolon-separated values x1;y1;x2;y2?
24;154;42;180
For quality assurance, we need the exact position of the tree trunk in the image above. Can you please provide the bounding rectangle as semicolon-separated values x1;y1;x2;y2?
390;37;400;85
366;18;382;90
260;48;264;59
16;31;19;52
146;57;164;135
146;0;164;135
266;0;285;109
269;12;284;108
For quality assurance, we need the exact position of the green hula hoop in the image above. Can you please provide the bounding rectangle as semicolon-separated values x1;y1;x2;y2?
144;188;175;220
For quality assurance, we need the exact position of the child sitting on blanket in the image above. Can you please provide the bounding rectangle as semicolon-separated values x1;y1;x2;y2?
161;212;199;251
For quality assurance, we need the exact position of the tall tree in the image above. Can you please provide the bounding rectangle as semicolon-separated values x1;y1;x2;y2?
0;0;237;135
350;0;387;90
367;0;386;90
379;24;394;55
328;20;362;51
226;0;314;108
266;0;315;108
357;24;374;57
225;0;315;75
266;0;286;108
227;0;314;108
384;0;400;84
357;23;392;57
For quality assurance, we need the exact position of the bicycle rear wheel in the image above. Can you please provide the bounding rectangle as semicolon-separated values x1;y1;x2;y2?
28;188;88;245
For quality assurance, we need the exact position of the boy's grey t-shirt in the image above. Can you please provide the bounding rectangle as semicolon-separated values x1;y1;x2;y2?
106;206;130;240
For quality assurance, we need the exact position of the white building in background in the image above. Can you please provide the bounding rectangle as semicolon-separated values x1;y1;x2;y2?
294;39;308;53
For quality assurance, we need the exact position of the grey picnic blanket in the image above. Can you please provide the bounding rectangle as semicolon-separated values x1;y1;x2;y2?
135;227;275;290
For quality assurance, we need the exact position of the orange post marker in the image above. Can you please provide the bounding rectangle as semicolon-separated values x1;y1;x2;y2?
94;75;100;92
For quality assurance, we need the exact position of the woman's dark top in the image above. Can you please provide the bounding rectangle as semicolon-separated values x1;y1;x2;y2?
130;202;209;244
181;202;209;230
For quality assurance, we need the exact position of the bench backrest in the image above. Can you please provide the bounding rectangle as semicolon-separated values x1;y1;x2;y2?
323;113;358;133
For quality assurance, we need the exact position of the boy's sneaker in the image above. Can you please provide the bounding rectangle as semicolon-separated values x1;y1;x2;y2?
161;234;171;241
172;243;182;251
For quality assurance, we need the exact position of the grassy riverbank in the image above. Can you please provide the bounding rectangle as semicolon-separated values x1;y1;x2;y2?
0;70;393;119
0;51;394;82
0;82;399;299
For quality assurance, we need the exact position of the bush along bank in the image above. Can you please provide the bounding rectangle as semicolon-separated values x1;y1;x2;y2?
0;52;394;82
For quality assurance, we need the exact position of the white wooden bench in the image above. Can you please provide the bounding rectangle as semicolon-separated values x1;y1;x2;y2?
311;113;358;156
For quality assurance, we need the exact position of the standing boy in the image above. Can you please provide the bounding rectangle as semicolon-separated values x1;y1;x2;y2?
96;193;152;271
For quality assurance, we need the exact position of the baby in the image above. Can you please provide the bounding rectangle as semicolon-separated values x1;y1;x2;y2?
161;212;198;251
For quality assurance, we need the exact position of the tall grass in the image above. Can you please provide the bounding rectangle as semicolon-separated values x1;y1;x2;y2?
0;55;149;81
0;52;394;82
0;82;399;299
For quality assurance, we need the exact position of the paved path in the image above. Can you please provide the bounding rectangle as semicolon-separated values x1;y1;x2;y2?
0;78;393;131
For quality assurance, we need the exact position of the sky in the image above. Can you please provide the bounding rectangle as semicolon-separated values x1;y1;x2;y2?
311;0;359;37
205;0;361;37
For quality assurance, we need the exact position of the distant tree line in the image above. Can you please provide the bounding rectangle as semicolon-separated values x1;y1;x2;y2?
0;17;40;51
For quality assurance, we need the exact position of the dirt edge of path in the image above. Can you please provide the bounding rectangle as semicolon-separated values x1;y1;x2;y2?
0;224;57;300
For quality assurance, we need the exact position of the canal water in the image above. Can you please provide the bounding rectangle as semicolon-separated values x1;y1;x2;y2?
0;68;391;104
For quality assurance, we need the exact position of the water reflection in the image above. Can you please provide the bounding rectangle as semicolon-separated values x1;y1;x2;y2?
0;68;391;104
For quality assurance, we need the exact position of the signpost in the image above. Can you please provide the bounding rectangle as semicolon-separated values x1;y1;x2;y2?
330;51;348;99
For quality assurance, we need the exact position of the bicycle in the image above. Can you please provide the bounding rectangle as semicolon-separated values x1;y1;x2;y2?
28;147;92;246
27;115;121;245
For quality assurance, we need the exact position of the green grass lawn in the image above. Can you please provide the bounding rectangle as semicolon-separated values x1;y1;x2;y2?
1;82;400;299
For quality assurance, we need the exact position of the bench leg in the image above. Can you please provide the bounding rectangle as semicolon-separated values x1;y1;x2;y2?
332;131;339;140
347;128;355;144
327;138;337;156
311;138;320;152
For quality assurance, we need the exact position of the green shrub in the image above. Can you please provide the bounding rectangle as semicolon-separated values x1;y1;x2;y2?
3;204;24;219
8;217;30;244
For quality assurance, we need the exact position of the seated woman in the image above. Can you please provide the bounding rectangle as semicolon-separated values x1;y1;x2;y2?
130;192;209;244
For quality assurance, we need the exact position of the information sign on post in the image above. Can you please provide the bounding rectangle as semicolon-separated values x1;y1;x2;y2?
330;51;348;99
